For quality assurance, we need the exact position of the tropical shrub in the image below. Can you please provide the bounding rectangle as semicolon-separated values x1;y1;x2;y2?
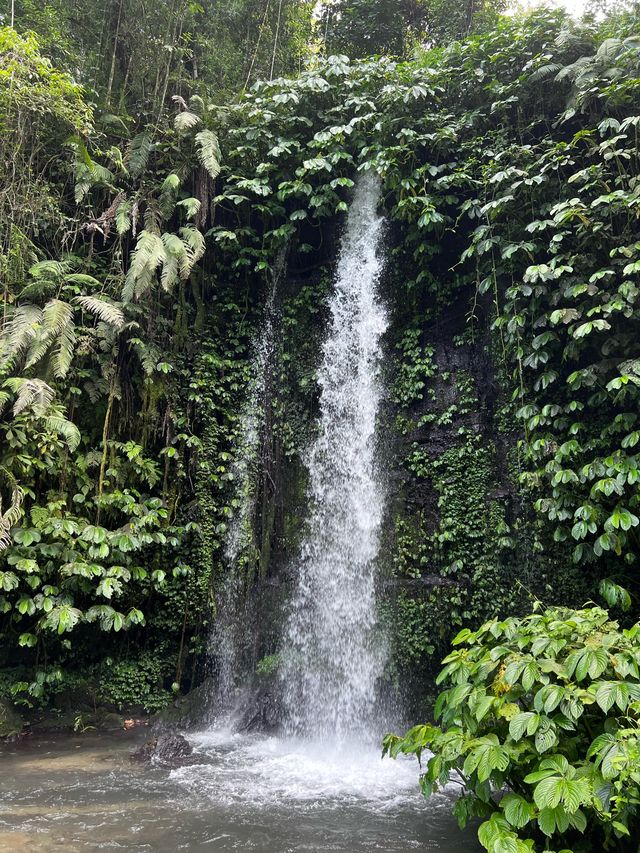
384;602;640;852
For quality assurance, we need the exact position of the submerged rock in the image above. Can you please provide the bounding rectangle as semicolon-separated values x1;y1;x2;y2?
132;733;195;767
0;698;24;739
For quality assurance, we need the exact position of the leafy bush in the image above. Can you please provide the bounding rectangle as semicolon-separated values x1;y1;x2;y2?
384;604;640;852
97;653;173;713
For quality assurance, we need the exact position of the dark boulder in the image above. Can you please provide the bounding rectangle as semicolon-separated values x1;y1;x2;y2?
131;733;195;768
237;684;283;733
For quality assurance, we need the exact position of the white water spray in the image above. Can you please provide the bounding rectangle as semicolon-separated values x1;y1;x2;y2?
281;172;389;740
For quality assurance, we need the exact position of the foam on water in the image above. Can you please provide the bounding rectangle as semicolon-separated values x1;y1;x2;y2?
177;730;423;810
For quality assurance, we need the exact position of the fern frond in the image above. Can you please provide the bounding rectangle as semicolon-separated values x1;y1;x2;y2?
129;339;161;375
51;322;76;379
179;226;206;269
29;260;68;283
159;173;181;219
75;296;125;328
175;111;201;131
4;377;55;415
162;173;181;193
24;329;53;372
0;468;24;551
195;130;222;180
176;197;202;219
43;413;81;452
123;230;166;302
0;304;43;369
128;132;153;178
160;233;188;290
42;299;74;336
116;199;132;236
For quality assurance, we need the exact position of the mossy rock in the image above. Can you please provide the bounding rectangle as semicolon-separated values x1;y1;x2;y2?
0;698;24;738
151;678;214;730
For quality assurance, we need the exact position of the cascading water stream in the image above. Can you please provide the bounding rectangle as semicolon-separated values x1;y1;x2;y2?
209;255;283;711
281;172;389;741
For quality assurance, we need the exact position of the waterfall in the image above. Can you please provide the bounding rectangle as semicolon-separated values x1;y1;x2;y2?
281;172;389;741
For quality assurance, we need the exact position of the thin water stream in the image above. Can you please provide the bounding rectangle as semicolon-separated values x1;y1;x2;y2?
0;730;480;851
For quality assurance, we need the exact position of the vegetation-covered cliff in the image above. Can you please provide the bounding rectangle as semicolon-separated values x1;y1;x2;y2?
2;2;640;849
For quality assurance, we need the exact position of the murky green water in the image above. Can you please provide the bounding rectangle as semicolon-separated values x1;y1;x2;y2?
0;729;480;851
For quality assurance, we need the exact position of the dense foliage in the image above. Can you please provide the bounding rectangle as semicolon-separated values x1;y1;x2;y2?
385;601;640;852
1;0;640;801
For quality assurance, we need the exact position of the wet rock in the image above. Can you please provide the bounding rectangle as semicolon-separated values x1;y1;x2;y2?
131;733;195;767
96;712;125;731
30;711;79;734
151;678;214;731
237;684;283;733
0;698;24;739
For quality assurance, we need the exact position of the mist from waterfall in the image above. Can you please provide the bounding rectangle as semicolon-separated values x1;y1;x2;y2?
281;172;389;741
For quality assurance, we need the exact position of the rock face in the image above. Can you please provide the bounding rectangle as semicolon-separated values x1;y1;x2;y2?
237;684;282;733
132;733;194;768
0;698;24;739
152;678;214;730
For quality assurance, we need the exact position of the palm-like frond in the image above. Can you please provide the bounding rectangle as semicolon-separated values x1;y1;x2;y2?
0;304;43;369
116;199;132;236
123;230;166;301
75;296;125;328
128;132;153;178
0;467;24;551
4;377;55;415
195;130;222;180
175;111;201;131
43;412;81;452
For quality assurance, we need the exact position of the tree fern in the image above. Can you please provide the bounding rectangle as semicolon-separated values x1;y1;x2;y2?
29;260;68;283
42;298;74;337
195;130;222;180
51;319;76;379
175;111;201;131
123;230;166;301
0;468;23;551
116;199;132;236
43;411;81;452
159;173;181;219
127;132;152;178
4;377;55;415
0;304;43;370
41;299;75;378
179;226;206;269
176;197;202;219
160;233;187;291
75;295;125;328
